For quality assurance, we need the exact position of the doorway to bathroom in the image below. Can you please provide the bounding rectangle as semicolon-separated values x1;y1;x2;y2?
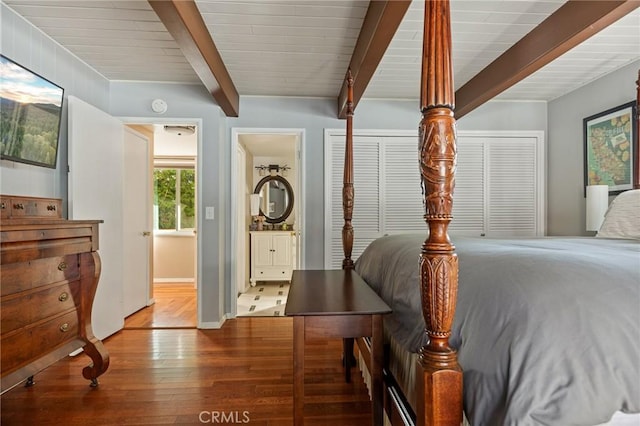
231;129;304;317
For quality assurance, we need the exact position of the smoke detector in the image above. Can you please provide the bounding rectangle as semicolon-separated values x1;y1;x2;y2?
164;125;195;136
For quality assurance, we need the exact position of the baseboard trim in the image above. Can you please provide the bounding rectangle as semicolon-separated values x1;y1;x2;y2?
154;278;195;283
199;315;226;329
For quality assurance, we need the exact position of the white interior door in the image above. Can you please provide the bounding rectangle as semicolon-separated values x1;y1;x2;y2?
123;127;151;317
68;96;124;340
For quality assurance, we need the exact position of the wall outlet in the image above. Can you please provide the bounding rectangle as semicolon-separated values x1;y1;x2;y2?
205;206;215;220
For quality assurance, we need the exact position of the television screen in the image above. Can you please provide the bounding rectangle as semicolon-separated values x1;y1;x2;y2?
0;55;64;169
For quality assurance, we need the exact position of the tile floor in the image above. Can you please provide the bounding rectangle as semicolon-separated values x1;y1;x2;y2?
237;281;290;317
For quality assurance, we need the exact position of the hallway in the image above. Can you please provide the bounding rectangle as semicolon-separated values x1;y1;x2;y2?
124;283;196;329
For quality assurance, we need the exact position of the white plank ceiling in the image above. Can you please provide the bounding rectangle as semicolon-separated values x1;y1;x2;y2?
3;0;639;104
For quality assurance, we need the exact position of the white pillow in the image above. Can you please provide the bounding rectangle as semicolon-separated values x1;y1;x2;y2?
596;189;640;239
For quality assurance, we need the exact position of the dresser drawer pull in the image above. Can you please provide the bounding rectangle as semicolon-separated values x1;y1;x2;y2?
59;323;70;332
47;204;57;211
13;203;25;210
58;292;69;302
0;202;5;209
58;262;68;271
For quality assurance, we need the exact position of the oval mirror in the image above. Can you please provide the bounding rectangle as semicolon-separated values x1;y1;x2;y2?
254;175;294;223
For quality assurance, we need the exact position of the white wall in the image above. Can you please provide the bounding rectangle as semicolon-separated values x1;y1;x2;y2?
548;60;639;236
153;235;196;281
0;3;110;213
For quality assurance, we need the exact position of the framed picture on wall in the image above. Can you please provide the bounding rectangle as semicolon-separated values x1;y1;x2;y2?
584;101;637;194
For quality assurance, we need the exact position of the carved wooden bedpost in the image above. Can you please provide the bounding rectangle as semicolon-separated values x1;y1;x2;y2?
634;69;639;189
343;68;355;270
416;1;463;425
341;69;357;381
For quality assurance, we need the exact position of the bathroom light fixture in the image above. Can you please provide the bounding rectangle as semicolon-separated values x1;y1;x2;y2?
255;164;290;176
164;125;195;136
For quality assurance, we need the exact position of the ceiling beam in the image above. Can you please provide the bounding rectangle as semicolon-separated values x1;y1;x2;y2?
149;0;239;117
337;0;411;119
454;0;640;119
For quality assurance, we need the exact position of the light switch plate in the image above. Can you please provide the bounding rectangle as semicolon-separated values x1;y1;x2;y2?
205;206;215;220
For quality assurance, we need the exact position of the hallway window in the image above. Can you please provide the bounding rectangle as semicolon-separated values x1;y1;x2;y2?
154;167;195;230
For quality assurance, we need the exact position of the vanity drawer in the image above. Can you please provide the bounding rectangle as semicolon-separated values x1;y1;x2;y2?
0;255;80;296
1;281;81;336
254;267;292;280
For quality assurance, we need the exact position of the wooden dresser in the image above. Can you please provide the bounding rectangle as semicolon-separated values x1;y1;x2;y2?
0;194;109;394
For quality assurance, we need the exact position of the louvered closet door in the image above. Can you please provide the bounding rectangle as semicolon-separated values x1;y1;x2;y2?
450;138;485;236
327;136;381;269
487;138;538;236
382;137;424;233
325;131;543;268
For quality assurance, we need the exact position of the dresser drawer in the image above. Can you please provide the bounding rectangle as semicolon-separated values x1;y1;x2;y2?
1;311;79;376
31;310;79;352
1;196;61;219
0;255;80;296
1;327;34;374
0;197;9;220
31;282;81;325
2;281;80;335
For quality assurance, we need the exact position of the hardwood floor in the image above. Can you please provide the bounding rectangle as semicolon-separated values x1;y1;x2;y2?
125;283;197;329
2;318;372;425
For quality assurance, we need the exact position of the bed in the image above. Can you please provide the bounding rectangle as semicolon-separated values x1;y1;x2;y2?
355;233;640;425
336;1;640;425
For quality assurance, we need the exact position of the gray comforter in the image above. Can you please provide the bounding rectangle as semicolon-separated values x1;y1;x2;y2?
355;235;640;426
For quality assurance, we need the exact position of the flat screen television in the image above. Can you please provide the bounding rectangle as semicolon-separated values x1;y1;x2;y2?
0;54;64;169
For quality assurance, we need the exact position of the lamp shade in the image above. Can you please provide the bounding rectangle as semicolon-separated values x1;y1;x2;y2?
250;193;261;216
586;185;609;231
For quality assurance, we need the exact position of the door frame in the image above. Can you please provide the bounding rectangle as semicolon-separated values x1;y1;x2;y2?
230;128;305;318
236;142;248;295
119;116;203;327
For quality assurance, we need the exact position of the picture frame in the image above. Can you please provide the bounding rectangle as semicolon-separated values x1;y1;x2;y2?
583;101;638;194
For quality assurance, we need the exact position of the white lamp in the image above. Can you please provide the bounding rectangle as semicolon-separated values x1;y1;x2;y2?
586;185;609;231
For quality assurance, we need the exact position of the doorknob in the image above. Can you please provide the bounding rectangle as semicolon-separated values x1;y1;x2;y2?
142;231;151;236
